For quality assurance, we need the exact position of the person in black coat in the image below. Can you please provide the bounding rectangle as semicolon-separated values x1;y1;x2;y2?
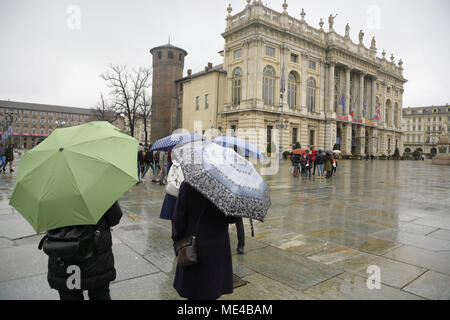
47;201;123;300
141;147;154;180
172;182;236;300
3;144;14;173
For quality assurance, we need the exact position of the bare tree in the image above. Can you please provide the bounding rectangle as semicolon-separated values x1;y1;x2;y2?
91;93;120;123
100;64;152;137
138;91;152;146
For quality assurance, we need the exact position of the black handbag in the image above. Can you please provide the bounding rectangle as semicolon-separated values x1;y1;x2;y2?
175;200;205;269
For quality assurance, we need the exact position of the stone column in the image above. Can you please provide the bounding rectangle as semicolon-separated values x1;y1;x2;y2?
242;40;249;103
281;45;290;110
359;73;365;118
342;123;353;155
381;81;387;126
301;52;308;111
255;38;264;109
359;126;366;155
328;60;336;113
371;77;377;120
345;67;351;116
319;59;326;113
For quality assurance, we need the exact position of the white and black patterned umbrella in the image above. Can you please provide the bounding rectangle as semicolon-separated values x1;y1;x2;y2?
172;141;271;222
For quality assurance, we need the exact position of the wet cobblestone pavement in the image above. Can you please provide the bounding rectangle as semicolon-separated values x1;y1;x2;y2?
1;158;449;300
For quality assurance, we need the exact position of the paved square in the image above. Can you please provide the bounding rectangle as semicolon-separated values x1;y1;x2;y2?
1;159;449;300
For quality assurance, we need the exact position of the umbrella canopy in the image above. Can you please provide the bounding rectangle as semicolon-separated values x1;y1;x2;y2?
9;121;139;233
211;136;263;159
150;133;202;152
322;149;333;154
293;149;307;155
172;141;271;222
333;150;342;154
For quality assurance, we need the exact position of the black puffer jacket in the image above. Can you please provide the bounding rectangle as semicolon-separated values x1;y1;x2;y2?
47;202;122;290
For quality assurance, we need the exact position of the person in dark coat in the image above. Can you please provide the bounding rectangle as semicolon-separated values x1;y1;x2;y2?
172;182;236;300
3;144;14;173
47;201;123;300
141;147;154;180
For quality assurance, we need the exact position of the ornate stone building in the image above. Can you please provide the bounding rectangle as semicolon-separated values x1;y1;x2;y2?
402;105;450;156
177;1;407;155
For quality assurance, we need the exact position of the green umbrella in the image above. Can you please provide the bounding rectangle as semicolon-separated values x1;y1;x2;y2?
9;121;139;233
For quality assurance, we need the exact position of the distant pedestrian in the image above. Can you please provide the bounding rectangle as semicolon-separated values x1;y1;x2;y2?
172;182;236;300
41;201;123;300
365;153;370;161
3;144;14;173
304;151;312;179
152;151;160;183
316;150;325;178
137;144;144;183
332;155;338;176
141;147;154;180
292;153;301;177
311;150;317;176
0;144;5;173
325;153;333;179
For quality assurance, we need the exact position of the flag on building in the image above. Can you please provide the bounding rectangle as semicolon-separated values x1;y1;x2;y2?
363;102;368;117
374;104;381;121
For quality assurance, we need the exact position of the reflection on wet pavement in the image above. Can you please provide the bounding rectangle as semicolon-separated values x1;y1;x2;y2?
1;159;449;300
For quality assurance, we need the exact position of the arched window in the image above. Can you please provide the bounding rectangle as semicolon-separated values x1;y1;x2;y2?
263;65;275;106
405;148;411;153
307;78;316;112
386;99;392;126
232;67;242;106
287;72;298;108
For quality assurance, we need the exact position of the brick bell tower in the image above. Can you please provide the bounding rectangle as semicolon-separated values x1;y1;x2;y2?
150;41;187;143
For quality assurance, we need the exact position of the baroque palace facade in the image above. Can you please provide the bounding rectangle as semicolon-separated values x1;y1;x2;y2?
402;105;450;156
169;1;407;155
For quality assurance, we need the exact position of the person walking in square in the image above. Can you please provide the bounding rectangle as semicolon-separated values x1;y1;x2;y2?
0;144;6;173
316;150;325;178
172;182;236;300
304;151;312;179
3;143;15;173
325;152;333;179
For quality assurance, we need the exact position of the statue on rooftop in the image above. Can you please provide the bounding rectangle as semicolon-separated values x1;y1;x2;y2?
328;14;338;30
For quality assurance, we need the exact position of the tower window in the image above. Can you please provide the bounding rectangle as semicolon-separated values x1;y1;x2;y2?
205;94;209;109
168;51;174;59
179;53;182;61
157;51;162;59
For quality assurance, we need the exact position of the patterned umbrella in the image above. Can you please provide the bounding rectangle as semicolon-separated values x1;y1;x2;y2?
150;133;203;152
172;141;271;222
212;136;263;159
293;149;307;155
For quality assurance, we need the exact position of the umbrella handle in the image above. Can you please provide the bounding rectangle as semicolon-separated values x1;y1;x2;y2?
249;218;255;237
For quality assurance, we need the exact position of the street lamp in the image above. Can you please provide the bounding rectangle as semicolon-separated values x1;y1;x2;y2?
2;110;19;146
277;91;288;162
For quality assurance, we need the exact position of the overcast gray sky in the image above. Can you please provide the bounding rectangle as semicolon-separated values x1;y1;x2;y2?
0;0;448;109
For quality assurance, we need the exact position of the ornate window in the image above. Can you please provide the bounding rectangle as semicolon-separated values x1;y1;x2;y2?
266;46;275;57
232;68;242;106
307;77;316;112
263;65;275;106
287;72;298;108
